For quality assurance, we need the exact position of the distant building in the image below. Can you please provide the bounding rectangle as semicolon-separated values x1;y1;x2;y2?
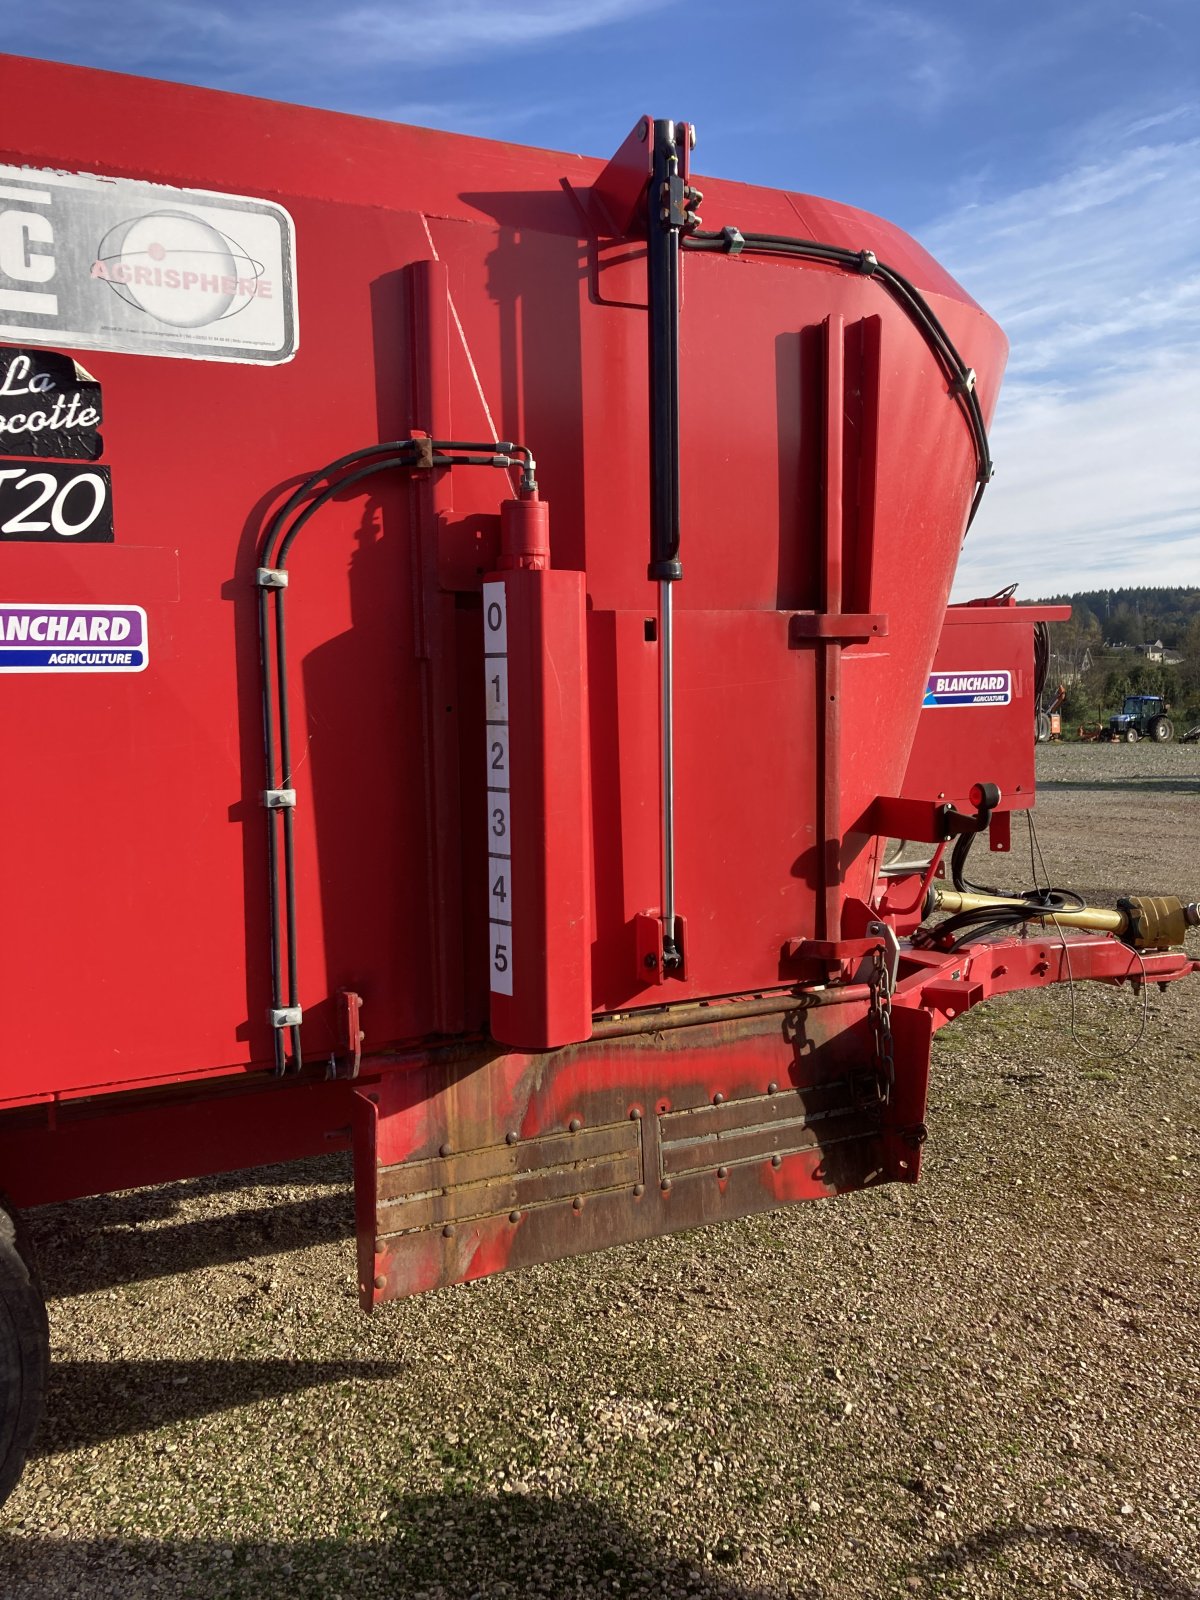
1049;646;1093;683
1144;639;1183;664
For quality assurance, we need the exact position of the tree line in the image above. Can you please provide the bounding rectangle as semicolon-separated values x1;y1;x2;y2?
1023;587;1200;733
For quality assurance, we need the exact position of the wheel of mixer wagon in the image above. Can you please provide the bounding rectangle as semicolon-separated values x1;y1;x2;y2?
1035;711;1052;742
0;1197;48;1509
1150;716;1173;743
1125;727;1139;743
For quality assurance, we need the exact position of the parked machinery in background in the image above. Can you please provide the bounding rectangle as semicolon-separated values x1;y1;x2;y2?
1107;694;1174;742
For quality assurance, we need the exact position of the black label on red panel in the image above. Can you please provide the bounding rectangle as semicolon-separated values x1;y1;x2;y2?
0;348;103;459
0;461;113;542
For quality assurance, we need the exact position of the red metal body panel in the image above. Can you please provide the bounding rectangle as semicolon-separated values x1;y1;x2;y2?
0;61;1193;1323
0;55;1007;1105
902;598;1072;814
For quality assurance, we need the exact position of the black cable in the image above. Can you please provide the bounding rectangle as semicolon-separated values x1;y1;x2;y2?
915;882;1088;952
261;439;535;570
257;583;286;1076
262;441;421;570
950;829;1000;895
685;227;993;528
257;439;537;1072
1033;621;1050;711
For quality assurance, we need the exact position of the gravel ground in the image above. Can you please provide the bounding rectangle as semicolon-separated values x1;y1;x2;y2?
2;743;1198;1600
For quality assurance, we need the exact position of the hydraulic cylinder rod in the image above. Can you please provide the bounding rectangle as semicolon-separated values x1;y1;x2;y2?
931;889;1200;949
647;118;687;971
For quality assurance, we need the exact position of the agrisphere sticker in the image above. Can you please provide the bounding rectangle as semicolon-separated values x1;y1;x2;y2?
923;669;1012;708
0;603;148;672
0;167;297;365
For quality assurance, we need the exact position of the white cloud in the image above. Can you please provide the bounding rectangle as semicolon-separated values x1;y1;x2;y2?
924;118;1200;598
954;357;1200;597
332;0;662;62
9;0;669;77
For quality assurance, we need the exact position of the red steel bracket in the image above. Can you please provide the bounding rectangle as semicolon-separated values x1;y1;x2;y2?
337;989;365;1078
591;115;654;236
789;612;889;643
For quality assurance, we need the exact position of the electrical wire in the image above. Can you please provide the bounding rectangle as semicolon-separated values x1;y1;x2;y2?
684;226;993;529
1025;809;1151;1064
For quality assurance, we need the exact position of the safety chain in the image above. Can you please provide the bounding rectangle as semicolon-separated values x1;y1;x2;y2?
868;944;896;1101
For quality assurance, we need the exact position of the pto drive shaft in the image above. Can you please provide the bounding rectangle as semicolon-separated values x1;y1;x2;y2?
930;890;1200;950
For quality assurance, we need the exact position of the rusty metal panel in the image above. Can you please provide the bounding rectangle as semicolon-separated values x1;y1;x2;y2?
355;1000;903;1306
377;1119;642;1234
659;1100;872;1177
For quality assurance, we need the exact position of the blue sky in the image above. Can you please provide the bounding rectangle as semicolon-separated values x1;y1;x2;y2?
7;0;1198;598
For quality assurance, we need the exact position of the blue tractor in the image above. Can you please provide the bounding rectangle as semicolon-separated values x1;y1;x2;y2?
1107;694;1174;742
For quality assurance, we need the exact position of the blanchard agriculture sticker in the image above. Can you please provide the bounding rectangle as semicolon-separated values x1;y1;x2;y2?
0;604;148;672
0;166;297;365
923;669;1011;708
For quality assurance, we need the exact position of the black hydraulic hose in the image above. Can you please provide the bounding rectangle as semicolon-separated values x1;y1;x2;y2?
1033;621;1050;708
273;587;301;1069
916;885;1088;952
262;441;421;569
950;829;1001;896
256;440;536;1072
685;227;993;529
258;583;286;1075
262;439;535;570
277;454;423;567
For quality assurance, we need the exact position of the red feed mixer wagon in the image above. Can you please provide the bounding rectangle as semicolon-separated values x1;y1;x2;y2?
0;55;1195;1505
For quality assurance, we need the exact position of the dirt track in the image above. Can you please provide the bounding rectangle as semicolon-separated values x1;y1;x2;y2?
2;744;1198;1600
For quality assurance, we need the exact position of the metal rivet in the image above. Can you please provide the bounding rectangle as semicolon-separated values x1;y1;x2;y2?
373;1275;386;1291
767;1081;779;1094
771;1155;782;1170
713;1092;724;1105
509;1210;521;1224
373;1237;384;1255
629;1107;642;1120
633;1183;645;1197
439;1142;451;1158
442;1224;456;1238
569;1117;582;1133
661;1178;672;1192
717;1165;729;1180
572;1197;583;1211
505;1131;518;1145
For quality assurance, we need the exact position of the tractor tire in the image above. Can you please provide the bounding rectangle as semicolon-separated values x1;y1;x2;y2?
1125;728;1139;743
0;1198;48;1510
1149;717;1173;742
1035;712;1051;743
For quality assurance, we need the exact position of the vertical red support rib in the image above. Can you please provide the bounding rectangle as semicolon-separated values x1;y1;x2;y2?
410;258;465;1034
821;314;844;942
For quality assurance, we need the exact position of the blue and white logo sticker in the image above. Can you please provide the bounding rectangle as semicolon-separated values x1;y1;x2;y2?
923;669;1011;708
0;603;148;672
